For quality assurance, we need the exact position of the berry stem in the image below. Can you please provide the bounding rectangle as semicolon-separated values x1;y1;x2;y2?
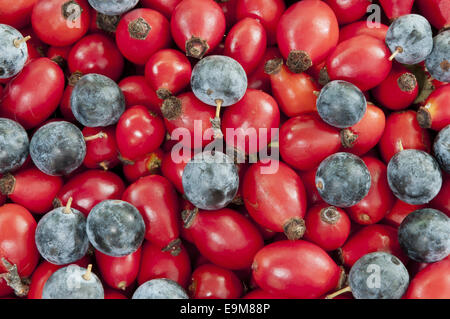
388;47;403;61
325;286;352;299
63;197;73;214
13;36;31;48
84;131;107;141
82;264;93;281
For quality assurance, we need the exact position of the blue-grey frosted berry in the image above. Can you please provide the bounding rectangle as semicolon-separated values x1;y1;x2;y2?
385;14;433;65
191;55;247;107
35;206;89;265
42;265;104;299
86;200;145;257
0;118;29;174
182;151;239;210
349;252;409;299
316;80;366;128
0;24;28;79
387;149;442;205
88;0;139;15
132;279;189;299
425;30;450;83
315;152;371;207
434;125;450;173
71;73;125;127
30;121;86;176
398;208;450;263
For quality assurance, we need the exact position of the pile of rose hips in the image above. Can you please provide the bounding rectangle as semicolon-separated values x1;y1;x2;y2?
0;0;449;300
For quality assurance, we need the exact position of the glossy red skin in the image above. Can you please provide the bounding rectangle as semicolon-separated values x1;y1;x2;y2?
339;21;389;43
95;248;141;291
116;8;171;65
122;175;180;248
224;18;267;75
347;157;395;225
405;256;450;299
430;175;450;217
68;34;124;81
118;76;162;115
6;167;63;215
47;45;72;63
379;110;431;163
372;64;419;110
160;148;191;194
0;0;37;29
304;203;351;251
116;105;165;160
339;224;408;267
185;208;264;270
269;64;320;117
27;256;90;299
298;167;324;207
247;46;282;93
327;35;392;91
277;0;339;68
0;204;39;297
379;0;414;20
163;92;215;149
217;0;238;30
279;113;341;171
20;27;48;58
421;84;450;131
56;170;125;217
325;0;371;25
189;264;243;299
82;126;119;170
417;0;450;29
252;240;342;299
170;0;225;57
104;289;127;299
236;0;285;45
31;0;90;46
0;58;64;129
383;199;425;228
243;289;288;299
340;103;386;156
122;149;163;183
145;49;191;96
140;0;182;19
242;161;307;233
59;85;76;122
237;205;276;241
138;241;191;288
222;89;280;155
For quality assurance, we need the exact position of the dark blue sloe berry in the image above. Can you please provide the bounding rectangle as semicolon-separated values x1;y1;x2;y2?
387;149;442;205
398;208;450;263
86;200;145;257
316;80;366;128
315;152;371;207
42;265;104;299
433;125;450;174
88;0;139;16
132;279;189;299
385;14;433;65
0;118;29;174
425;30;450;83
182;151;239;210
70;73;125;127
30;121;86;176
349;252;409;299
0;24;28;79
35;205;89;265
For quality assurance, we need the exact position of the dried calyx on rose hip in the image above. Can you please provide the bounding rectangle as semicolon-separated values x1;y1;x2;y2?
316;80;366;128
425;30;450;83
42;264;104;299
315;152;371;208
132;278;188;299
385;14;433;65
387;149;442;205
0;24;29;79
86;200;145;257
433;125;450;173
182;151;239;211
35;198;89;265
30;121;86;176
70;73;125;127
88;0;139;16
190;55;247;137
398;208;450;263
0;118;29;174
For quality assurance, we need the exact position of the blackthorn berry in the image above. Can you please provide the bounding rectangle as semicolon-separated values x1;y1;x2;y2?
434;125;450;174
0;24;28;79
88;0;139;16
0;118;29;174
132;279;188;299
425;30;450;83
